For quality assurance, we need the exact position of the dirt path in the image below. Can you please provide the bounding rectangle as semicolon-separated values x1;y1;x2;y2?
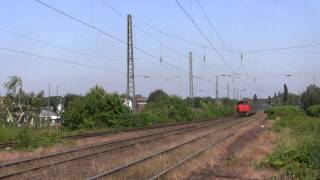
166;113;278;180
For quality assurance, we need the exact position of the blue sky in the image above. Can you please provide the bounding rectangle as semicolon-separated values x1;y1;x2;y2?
1;0;319;98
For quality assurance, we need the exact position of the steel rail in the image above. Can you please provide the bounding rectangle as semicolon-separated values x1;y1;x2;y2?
149;133;234;180
86;118;246;180
0;118;236;179
0;116;231;149
148;115;265;180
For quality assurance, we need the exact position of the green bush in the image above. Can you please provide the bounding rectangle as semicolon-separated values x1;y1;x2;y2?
0;126;63;150
262;143;320;178
265;106;304;120
137;95;192;126
193;101;234;119
306;105;320;117
261;106;320;179
301;85;320;110
62;86;133;130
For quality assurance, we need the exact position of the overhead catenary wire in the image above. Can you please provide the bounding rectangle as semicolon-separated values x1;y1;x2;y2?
175;0;236;74
242;42;320;54
98;0;187;58
0;27;123;63
176;0;258;95
0;47;120;72
194;0;260;92
98;0;243;88
194;0;250;76
1;47;187;87
133;15;240;53
33;0;188;74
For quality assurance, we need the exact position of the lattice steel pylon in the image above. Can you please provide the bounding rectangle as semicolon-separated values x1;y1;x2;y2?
189;52;194;108
127;14;136;111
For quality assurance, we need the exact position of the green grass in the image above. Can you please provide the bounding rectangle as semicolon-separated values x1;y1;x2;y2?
261;106;320;179
0;100;235;150
0;126;63;150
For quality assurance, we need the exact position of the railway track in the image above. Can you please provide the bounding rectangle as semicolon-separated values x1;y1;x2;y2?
0;116;238;179
149;115;266;180
0;117;231;149
86;114;264;180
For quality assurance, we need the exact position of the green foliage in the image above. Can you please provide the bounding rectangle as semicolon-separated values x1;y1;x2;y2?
63;93;81;109
306;105;320;117
138;94;235;127
301;84;320;110
265;106;304;120
138;95;193;126
0;125;62;150
262;143;320;178
283;84;289;104
193;101;235;120
262;106;320;179
147;89;168;103
62;86;133;130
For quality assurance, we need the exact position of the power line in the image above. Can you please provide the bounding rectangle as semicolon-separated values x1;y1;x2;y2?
34;0;188;74
0;27;123;63
194;0;250;85
243;43;320;54
98;0;186;57
0;47;120;72
195;0;230;51
194;0;249;72
98;0;240;78
133;16;240;53
1;47;189;91
175;0;235;74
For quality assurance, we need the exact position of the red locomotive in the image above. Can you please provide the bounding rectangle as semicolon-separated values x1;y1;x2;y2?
236;99;256;116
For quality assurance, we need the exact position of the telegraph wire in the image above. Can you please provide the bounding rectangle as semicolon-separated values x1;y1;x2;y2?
34;0;188;74
194;0;250;79
243;43;320;54
99;0;186;57
0;27;123;62
195;0;247;65
0;47;120;72
195;0;230;52
0;47;189;90
133;16;240;53
175;0;236;74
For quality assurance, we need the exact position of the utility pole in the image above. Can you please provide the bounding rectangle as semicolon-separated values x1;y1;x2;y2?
47;82;51;110
216;75;220;112
227;83;230;99
56;85;59;105
127;14;136;111
215;76;219;100
189;52;193;108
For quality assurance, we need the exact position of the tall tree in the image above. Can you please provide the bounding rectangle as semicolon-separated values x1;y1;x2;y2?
4;76;23;107
283;84;289;104
273;92;277;105
253;94;258;110
147;89;168;103
301;85;320;110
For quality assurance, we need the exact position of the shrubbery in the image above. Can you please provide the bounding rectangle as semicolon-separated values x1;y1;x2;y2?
301;85;320;110
136;90;235;127
265;106;304;119
306;105;320;117
0;125;62;149
62;86;133;130
261;106;320;179
192;101;234;120
137;94;193;126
